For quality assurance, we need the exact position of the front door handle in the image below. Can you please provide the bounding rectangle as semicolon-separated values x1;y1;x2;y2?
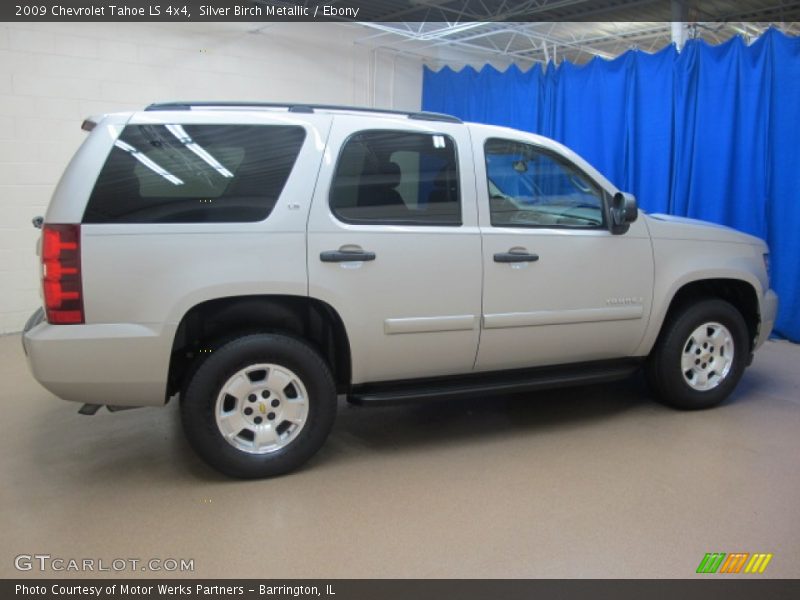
494;251;539;263
320;249;376;263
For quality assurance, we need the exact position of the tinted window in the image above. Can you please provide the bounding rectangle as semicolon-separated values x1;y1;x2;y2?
84;124;306;223
330;130;460;226
485;138;604;228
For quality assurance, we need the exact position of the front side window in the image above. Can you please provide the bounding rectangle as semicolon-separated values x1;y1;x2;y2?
485;138;604;228
330;130;461;226
84;124;306;223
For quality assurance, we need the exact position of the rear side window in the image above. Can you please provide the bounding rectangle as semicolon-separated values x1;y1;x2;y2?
84;124;306;223
330;130;461;226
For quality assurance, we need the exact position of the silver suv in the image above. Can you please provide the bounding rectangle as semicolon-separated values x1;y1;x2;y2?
22;102;778;478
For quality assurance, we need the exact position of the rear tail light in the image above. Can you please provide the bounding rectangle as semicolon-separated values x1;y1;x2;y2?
41;224;84;324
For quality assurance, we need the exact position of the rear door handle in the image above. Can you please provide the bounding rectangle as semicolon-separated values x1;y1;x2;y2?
494;251;539;263
320;250;376;263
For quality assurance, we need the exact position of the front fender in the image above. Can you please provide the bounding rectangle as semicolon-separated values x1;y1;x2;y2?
635;238;766;356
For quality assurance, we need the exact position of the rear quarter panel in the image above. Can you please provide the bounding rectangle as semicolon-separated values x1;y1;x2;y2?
34;111;332;406
80;111;333;329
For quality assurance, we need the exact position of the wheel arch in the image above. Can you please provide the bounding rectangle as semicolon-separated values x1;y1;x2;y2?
642;276;761;356
167;295;351;399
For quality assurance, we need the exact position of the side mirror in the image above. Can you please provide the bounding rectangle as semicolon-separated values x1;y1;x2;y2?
610;192;638;235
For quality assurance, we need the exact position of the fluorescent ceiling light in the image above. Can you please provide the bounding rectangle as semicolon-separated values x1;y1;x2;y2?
114;140;184;186
165;124;234;178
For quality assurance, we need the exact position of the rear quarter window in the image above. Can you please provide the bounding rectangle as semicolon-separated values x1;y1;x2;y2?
83;124;306;223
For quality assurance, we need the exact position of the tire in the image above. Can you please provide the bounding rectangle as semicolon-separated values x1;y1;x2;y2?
180;333;337;478
645;299;749;410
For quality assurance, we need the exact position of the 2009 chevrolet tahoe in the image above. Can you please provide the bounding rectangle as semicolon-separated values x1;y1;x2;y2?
22;102;778;478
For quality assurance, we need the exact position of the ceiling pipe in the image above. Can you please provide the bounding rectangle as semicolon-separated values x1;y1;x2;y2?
671;0;690;50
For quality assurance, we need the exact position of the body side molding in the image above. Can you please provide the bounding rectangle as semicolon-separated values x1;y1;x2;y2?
384;315;477;335
483;306;643;329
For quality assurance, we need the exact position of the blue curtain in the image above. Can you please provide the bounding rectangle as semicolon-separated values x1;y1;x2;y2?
422;28;800;342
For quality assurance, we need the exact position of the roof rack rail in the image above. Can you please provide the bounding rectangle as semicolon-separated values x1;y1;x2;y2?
144;101;463;124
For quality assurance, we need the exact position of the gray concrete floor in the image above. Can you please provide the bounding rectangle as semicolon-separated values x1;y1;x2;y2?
1;334;799;579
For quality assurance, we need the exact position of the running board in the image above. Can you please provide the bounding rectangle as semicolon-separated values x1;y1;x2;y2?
78;403;142;415
348;359;642;406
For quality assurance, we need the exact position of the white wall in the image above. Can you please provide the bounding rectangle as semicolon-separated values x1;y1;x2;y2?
0;22;423;333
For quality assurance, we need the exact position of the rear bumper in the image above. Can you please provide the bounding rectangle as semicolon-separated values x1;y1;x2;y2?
22;310;173;407
755;289;778;349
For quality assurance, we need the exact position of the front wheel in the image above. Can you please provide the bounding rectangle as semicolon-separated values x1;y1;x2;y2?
645;299;749;410
181;334;337;478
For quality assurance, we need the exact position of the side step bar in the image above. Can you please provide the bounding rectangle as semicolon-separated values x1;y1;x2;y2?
348;359;642;406
78;404;142;415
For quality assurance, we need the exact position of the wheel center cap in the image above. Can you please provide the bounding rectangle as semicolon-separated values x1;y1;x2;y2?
259;403;266;414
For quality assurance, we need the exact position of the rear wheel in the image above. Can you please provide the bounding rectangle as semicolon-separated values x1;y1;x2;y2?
646;299;749;409
181;333;336;478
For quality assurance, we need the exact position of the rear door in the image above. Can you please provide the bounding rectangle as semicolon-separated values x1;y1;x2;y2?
307;116;482;385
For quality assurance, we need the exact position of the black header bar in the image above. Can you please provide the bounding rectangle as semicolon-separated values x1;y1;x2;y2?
4;579;800;600
4;0;800;22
